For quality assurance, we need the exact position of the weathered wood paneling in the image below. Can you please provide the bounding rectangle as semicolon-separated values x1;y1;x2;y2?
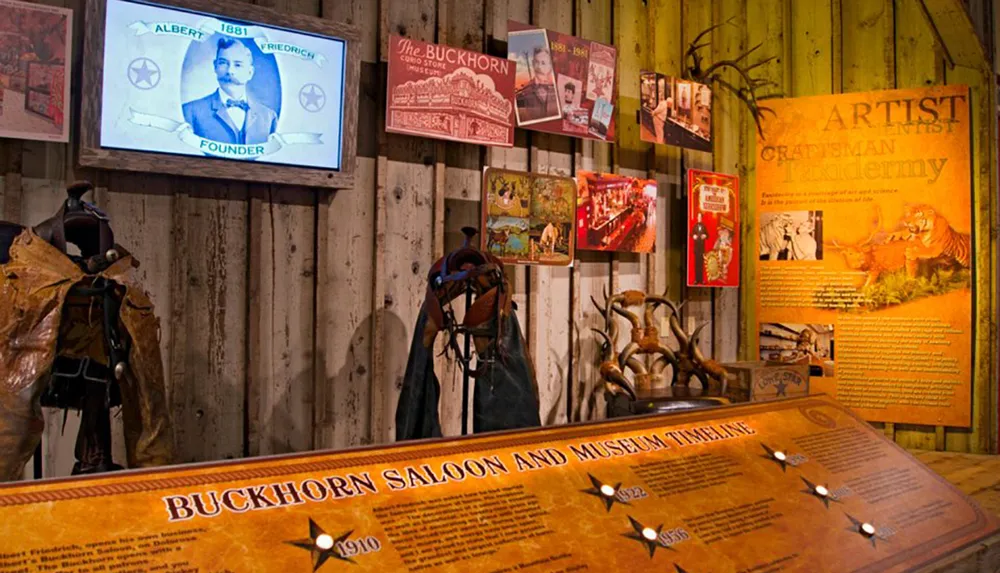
681;0;717;361
571;0;613;422
313;0;378;451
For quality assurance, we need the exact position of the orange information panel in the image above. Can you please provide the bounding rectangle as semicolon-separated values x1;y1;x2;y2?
754;85;973;427
0;396;995;572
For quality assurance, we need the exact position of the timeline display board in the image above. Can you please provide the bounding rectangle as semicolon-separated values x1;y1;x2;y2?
754;85;973;427
0;396;995;572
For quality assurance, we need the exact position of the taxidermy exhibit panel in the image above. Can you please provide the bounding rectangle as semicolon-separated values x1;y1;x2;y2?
755;85;974;428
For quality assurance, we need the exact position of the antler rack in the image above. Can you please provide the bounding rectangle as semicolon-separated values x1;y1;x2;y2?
592;288;733;400
685;15;782;138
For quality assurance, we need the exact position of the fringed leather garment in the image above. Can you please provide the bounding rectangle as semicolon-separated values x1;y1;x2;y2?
395;228;541;441
0;183;174;481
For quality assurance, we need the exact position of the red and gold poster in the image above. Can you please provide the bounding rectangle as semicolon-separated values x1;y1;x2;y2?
481;167;576;266
754;85;973;427
687;169;739;287
507;21;616;141
576;170;657;253
386;35;515;147
0;396;996;572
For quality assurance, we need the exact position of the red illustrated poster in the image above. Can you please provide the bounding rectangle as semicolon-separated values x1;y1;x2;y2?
576;171;656;253
507;21;616;142
386;35;515;147
687;169;739;287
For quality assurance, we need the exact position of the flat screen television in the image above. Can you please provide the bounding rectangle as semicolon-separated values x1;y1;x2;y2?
80;0;360;188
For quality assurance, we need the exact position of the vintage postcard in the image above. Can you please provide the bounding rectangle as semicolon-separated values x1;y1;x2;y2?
482;167;575;266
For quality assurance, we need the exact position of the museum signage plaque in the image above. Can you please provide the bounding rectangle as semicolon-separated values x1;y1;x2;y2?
0;396;994;572
754;85;973;427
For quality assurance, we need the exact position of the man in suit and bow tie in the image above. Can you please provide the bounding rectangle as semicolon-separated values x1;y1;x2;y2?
182;38;277;146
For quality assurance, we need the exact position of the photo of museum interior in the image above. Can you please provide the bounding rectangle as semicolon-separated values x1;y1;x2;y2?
0;0;998;571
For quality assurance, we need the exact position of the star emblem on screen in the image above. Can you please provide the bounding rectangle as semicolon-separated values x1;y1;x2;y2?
285;518;355;571
299;83;326;112
128;57;160;90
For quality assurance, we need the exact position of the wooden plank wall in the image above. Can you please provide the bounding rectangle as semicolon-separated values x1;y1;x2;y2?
0;0;994;481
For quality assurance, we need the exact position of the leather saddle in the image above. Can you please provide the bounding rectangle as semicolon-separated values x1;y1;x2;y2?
3;181;128;475
396;228;541;440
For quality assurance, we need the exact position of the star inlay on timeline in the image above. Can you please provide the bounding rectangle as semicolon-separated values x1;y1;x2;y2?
285;518;355;571
760;442;789;472
800;477;840;509
582;473;629;511
623;515;674;558
845;513;888;548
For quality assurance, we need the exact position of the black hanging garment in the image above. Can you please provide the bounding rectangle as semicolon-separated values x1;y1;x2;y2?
395;228;541;441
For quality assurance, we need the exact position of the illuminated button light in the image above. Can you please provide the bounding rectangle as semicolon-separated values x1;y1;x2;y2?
315;534;334;551
600;484;617;497
814;485;829;498
860;523;876;537
641;527;658;542
772;451;787;462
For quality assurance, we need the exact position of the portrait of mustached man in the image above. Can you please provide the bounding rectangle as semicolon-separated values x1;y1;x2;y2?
182;37;278;145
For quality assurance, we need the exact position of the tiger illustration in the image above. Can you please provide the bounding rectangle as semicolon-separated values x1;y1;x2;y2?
891;204;971;277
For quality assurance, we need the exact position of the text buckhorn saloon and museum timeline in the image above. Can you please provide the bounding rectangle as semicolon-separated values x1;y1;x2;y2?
163;421;756;521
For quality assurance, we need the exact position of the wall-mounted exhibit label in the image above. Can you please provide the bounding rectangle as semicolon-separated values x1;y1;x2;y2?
0;396;994;572
688;169;739;287
754;85;972;426
386;35;515;147
507;21;617;141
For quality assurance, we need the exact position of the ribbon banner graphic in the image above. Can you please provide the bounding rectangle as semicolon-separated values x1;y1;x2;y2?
129;18;326;67
129;109;322;160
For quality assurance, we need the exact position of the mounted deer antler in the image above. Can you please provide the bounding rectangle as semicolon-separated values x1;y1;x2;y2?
685;15;782;138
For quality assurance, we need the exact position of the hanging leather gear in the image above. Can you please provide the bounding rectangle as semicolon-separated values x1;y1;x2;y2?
395;228;541;441
0;181;174;481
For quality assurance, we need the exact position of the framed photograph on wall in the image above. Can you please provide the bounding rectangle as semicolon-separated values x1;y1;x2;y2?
79;0;360;189
0;0;73;142
576;170;656;253
639;70;712;152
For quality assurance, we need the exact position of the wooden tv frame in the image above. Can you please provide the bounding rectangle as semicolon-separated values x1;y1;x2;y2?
78;0;360;189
